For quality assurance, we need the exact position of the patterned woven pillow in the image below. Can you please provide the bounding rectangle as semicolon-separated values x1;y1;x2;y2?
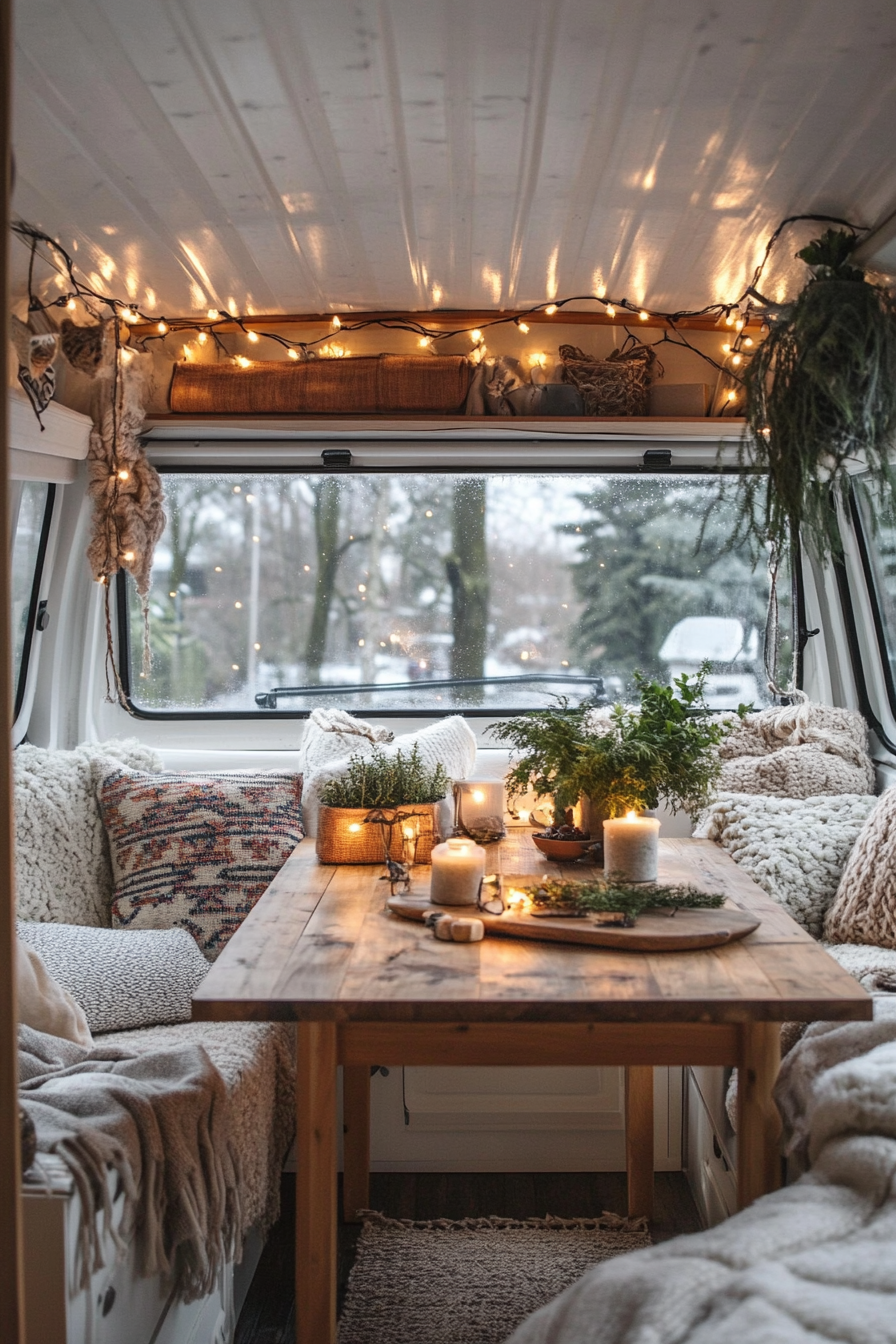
16;921;210;1033
96;764;304;958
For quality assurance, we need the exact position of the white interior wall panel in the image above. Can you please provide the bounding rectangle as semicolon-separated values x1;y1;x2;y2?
11;0;896;318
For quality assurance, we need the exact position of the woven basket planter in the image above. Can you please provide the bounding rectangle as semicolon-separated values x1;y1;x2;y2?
315;804;438;865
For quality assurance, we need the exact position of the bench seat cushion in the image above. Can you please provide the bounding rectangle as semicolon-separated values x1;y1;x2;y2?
97;1020;295;1235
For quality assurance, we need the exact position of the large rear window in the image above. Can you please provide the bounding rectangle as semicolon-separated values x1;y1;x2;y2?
122;471;787;716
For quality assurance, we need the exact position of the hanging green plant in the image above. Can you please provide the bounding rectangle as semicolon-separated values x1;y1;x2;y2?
740;227;896;562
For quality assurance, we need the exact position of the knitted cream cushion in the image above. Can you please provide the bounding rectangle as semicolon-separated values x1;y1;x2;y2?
97;763;304;958
718;701;875;798
300;709;477;836
824;789;896;947
14;738;163;927
17;921;211;1034
696;792;878;937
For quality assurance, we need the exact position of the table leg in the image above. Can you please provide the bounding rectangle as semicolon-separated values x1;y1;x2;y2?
737;1021;782;1210
625;1065;654;1220
342;1064;371;1223
296;1022;337;1344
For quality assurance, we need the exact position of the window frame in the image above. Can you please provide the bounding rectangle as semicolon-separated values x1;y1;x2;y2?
842;480;896;752
13;481;56;726
114;460;785;721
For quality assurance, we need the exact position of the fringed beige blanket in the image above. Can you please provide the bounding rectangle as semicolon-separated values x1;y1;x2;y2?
19;1024;243;1302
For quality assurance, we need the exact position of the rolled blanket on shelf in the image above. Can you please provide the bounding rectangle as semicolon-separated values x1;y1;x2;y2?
19;1024;243;1302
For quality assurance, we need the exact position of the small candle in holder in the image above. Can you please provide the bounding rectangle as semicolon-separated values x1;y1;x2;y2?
430;837;487;906
454;779;506;840
602;812;660;882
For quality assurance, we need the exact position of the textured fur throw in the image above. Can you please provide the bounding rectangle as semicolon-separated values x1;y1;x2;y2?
14;739;162;927
696;791;878;936
507;1003;896;1344
825;787;896;947
717;700;875;797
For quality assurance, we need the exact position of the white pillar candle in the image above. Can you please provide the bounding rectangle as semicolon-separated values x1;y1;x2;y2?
429;837;487;906
602;812;661;882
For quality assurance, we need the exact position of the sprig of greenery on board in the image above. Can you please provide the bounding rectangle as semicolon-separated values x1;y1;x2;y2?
524;877;726;920
319;745;450;810
740;227;896;561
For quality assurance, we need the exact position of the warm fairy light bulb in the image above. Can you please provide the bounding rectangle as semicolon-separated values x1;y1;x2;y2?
120;348;134;363
528;351;548;368
735;318;745;332
118;469;129;481
331;315;341;330
208;308;218;320
472;789;486;804
517;320;530;333
234;355;251;368
182;345;193;360
743;336;754;347
122;550;135;562
727;389;738;402
418;336;432;347
197;330;208;345
288;348;300;359
157;320;168;334
122;308;138;323
544;304;557;315
722;343;731;353
247;330;259;343
731;353;742;367
639;310;650;321
471;329;483;343
348;823;362;833
605;303;616;317
725;313;735;326
761;426;771;437
67;297;77;311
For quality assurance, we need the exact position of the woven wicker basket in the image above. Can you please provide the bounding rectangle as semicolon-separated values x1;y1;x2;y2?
169;355;472;415
558;343;657;416
315;804;437;865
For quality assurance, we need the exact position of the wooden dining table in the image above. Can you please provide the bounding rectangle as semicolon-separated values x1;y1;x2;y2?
192;833;872;1344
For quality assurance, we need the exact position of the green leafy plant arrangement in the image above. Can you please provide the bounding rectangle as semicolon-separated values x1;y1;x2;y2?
740;227;896;561
492;665;745;821
524;877;726;919
319;745;451;810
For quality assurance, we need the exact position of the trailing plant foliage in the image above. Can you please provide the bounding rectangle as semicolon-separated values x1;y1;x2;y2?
492;664;745;820
741;228;896;561
524;877;726;919
318;745;451;810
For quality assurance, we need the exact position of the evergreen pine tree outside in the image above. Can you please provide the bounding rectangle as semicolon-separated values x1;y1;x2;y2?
565;477;782;690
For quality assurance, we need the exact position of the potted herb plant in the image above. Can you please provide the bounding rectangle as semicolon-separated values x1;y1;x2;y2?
316;745;451;865
492;665;743;833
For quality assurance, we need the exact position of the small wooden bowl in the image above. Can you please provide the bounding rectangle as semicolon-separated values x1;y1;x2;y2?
531;834;595;861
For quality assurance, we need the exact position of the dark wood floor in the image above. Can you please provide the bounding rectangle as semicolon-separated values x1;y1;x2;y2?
235;1171;702;1344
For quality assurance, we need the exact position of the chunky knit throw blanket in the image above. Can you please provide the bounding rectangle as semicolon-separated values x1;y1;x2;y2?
717;700;875;797
696;792;878;937
508;1001;896;1344
19;1024;243;1301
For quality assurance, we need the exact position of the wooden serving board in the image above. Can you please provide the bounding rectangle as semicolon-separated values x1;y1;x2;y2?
387;895;760;951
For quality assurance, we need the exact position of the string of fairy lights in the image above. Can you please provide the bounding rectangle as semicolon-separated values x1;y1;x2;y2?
11;213;864;413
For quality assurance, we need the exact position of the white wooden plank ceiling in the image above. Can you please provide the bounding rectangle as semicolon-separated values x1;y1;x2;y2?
10;0;896;317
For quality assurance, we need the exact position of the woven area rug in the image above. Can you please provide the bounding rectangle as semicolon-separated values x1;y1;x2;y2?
338;1211;651;1344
